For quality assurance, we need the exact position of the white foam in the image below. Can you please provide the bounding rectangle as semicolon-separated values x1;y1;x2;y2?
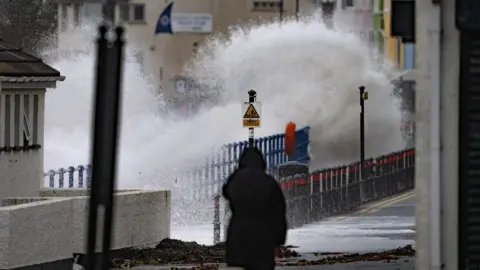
172;216;415;253
44;16;403;224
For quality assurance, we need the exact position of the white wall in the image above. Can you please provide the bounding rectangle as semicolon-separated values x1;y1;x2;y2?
0;89;46;201
0;189;171;269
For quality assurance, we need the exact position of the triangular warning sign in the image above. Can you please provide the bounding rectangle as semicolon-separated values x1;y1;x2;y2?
243;104;260;118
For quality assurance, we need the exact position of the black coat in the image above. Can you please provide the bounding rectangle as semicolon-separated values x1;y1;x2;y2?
222;147;287;268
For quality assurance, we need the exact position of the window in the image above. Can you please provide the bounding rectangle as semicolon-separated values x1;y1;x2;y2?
0;93;39;149
132;4;145;21
252;1;281;12
344;0;354;8
118;4;145;23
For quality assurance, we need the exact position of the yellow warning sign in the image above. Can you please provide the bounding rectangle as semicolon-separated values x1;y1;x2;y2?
242;102;261;128
243;119;260;128
243;104;260;119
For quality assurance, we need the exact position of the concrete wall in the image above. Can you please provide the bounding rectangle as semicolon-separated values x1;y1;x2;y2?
0;189;170;269
0;89;46;201
0;151;44;203
415;0;459;269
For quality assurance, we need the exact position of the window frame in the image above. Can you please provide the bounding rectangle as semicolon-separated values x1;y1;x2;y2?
132;3;145;22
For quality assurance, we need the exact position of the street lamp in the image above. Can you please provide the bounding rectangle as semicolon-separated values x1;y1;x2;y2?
295;0;299;21
359;85;368;202
279;0;284;21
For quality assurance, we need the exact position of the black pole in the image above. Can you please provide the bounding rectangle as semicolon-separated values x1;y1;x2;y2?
359;86;365;202
279;0;284;22
295;0;299;21
100;27;124;270
85;26;125;270
248;89;257;148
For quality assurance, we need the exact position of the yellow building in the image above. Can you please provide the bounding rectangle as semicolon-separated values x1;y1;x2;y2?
381;0;416;70
382;0;402;67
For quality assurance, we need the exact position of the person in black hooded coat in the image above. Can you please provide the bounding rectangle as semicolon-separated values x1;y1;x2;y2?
222;147;287;270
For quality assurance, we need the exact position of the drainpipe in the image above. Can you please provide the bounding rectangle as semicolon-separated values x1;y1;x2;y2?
429;2;442;270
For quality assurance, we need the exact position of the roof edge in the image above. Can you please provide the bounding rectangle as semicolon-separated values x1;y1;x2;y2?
0;76;66;83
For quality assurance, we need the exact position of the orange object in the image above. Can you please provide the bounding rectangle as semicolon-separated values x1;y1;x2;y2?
285;121;296;157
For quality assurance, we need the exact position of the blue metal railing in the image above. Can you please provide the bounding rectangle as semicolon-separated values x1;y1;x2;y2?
44;127;311;200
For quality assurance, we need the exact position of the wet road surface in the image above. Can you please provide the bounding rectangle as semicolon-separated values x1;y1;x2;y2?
128;191;416;269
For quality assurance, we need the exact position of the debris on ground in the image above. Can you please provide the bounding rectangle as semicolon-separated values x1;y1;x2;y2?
110;238;415;268
277;244;416;267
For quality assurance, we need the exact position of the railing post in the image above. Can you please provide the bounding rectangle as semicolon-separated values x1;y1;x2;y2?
310;170;321;221
340;166;347;211
325;168;332;215
68;166;75;188
58;168;65;188
86;164;92;188
48;169;56;188
320;169;326;216
223;198;230;242
213;194;221;244
78;165;85;188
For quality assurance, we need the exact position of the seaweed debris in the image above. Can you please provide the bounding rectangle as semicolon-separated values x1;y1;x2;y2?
110;239;415;268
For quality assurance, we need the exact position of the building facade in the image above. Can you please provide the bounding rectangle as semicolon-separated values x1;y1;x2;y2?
335;0;373;38
372;0;415;69
55;0;322;101
370;0;416;147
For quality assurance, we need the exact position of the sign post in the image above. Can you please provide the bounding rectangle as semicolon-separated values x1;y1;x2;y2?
242;90;261;148
359;85;368;202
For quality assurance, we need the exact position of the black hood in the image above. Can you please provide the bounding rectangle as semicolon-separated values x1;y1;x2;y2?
238;147;266;170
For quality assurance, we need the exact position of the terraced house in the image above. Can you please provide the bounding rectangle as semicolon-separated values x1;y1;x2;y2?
372;0;415;69
54;0;323;101
371;0;416;146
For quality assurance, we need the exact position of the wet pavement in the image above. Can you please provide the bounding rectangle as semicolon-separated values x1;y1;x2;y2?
125;258;415;269
122;191;416;269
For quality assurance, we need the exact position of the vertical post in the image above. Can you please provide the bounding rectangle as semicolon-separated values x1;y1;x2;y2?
223;200;229;241
213;194;220;244
359;86;366;202
295;0;299;21
279;0;284;22
248;90;256;148
85;25;125;270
